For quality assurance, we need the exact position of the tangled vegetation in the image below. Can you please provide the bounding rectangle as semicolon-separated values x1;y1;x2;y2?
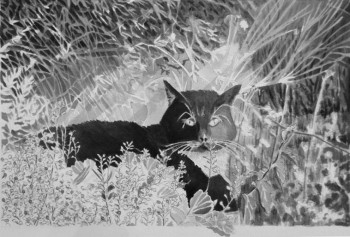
1;0;350;234
1;136;236;235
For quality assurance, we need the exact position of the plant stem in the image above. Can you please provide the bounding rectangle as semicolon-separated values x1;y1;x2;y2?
139;43;192;78
268;119;350;155
103;171;112;224
206;149;213;191
34;193;48;226
303;71;329;199
103;190;112;224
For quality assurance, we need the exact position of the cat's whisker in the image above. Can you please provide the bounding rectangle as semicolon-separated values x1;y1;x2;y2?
179;143;191;151
186;146;196;157
164;142;185;151
215;141;241;156
212;104;233;117
164;144;185;151
220;140;244;150
177;111;193;122
214;142;233;153
174;141;195;156
219;143;241;151
173;144;188;152
182;144;194;156
168;144;188;157
218;114;232;125
178;146;188;155
188;144;194;152
165;141;188;147
171;142;194;155
183;103;195;117
164;142;190;152
214;143;246;166
164;145;180;152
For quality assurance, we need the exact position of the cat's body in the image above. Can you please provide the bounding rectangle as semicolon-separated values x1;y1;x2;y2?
40;81;241;211
43;121;167;167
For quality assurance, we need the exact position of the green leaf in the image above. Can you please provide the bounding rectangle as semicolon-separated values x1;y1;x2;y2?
256;180;274;213
189;190;213;215
73;166;90;185
241;189;261;224
107;184;115;192
105;169;113;182
75;161;84;171
207;226;228;237
142;158;160;172
157;186;177;199
156;214;163;226
241;194;252;224
108;192;117;200
71;165;81;175
92;169;102;181
170;207;186;225
194;215;210;226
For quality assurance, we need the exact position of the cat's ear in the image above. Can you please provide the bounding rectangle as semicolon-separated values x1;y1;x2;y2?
216;84;241;105
163;80;188;105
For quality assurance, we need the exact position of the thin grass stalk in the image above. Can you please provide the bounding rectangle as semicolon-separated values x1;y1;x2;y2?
247;2;307;49
257;79;290;182
138;43;192;78
206;149;214;191
302;71;330;200
95;155;113;224
234;0;348;90
34;154;55;225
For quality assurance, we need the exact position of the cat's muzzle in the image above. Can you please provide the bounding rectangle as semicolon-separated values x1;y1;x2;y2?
198;142;210;150
197;141;217;151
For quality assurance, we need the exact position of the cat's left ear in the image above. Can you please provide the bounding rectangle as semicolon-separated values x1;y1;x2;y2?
216;84;241;105
163;80;188;105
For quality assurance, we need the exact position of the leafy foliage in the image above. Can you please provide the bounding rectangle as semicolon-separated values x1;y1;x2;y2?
222;0;350;226
1;0;246;129
1;136;236;234
1;0;350;232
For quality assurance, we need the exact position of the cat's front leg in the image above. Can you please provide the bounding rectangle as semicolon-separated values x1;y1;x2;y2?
166;152;238;212
207;175;238;212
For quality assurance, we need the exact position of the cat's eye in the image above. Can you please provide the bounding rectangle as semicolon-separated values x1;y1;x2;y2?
183;118;196;127
209;117;221;127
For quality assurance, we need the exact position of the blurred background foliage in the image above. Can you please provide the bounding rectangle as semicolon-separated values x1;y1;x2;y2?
1;0;261;133
1;0;350;226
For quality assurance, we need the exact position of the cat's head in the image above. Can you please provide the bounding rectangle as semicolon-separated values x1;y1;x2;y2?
160;81;241;152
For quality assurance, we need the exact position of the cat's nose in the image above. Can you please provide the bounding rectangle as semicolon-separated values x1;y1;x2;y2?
199;134;208;142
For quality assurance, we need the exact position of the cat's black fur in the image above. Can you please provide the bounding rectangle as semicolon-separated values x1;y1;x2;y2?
43;121;167;167
40;81;241;211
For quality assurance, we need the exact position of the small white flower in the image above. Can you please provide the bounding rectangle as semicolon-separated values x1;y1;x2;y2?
168;33;176;42
239;20;249;31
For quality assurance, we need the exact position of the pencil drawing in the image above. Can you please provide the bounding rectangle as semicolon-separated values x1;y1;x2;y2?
1;0;349;235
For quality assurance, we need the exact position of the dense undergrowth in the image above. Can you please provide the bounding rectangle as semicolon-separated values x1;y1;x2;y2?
1;136;236;235
1;0;350;234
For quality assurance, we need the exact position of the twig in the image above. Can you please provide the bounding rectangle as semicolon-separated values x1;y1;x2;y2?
268;119;350;155
138;43;192;78
34;193;48;226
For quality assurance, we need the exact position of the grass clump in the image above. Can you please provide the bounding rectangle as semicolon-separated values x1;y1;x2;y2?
1;136;236;235
1;137;186;226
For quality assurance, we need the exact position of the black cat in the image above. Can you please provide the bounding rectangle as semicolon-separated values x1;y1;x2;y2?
40;81;241;211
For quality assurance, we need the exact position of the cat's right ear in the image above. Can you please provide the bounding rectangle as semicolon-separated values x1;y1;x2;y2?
163;80;188;105
215;84;241;106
